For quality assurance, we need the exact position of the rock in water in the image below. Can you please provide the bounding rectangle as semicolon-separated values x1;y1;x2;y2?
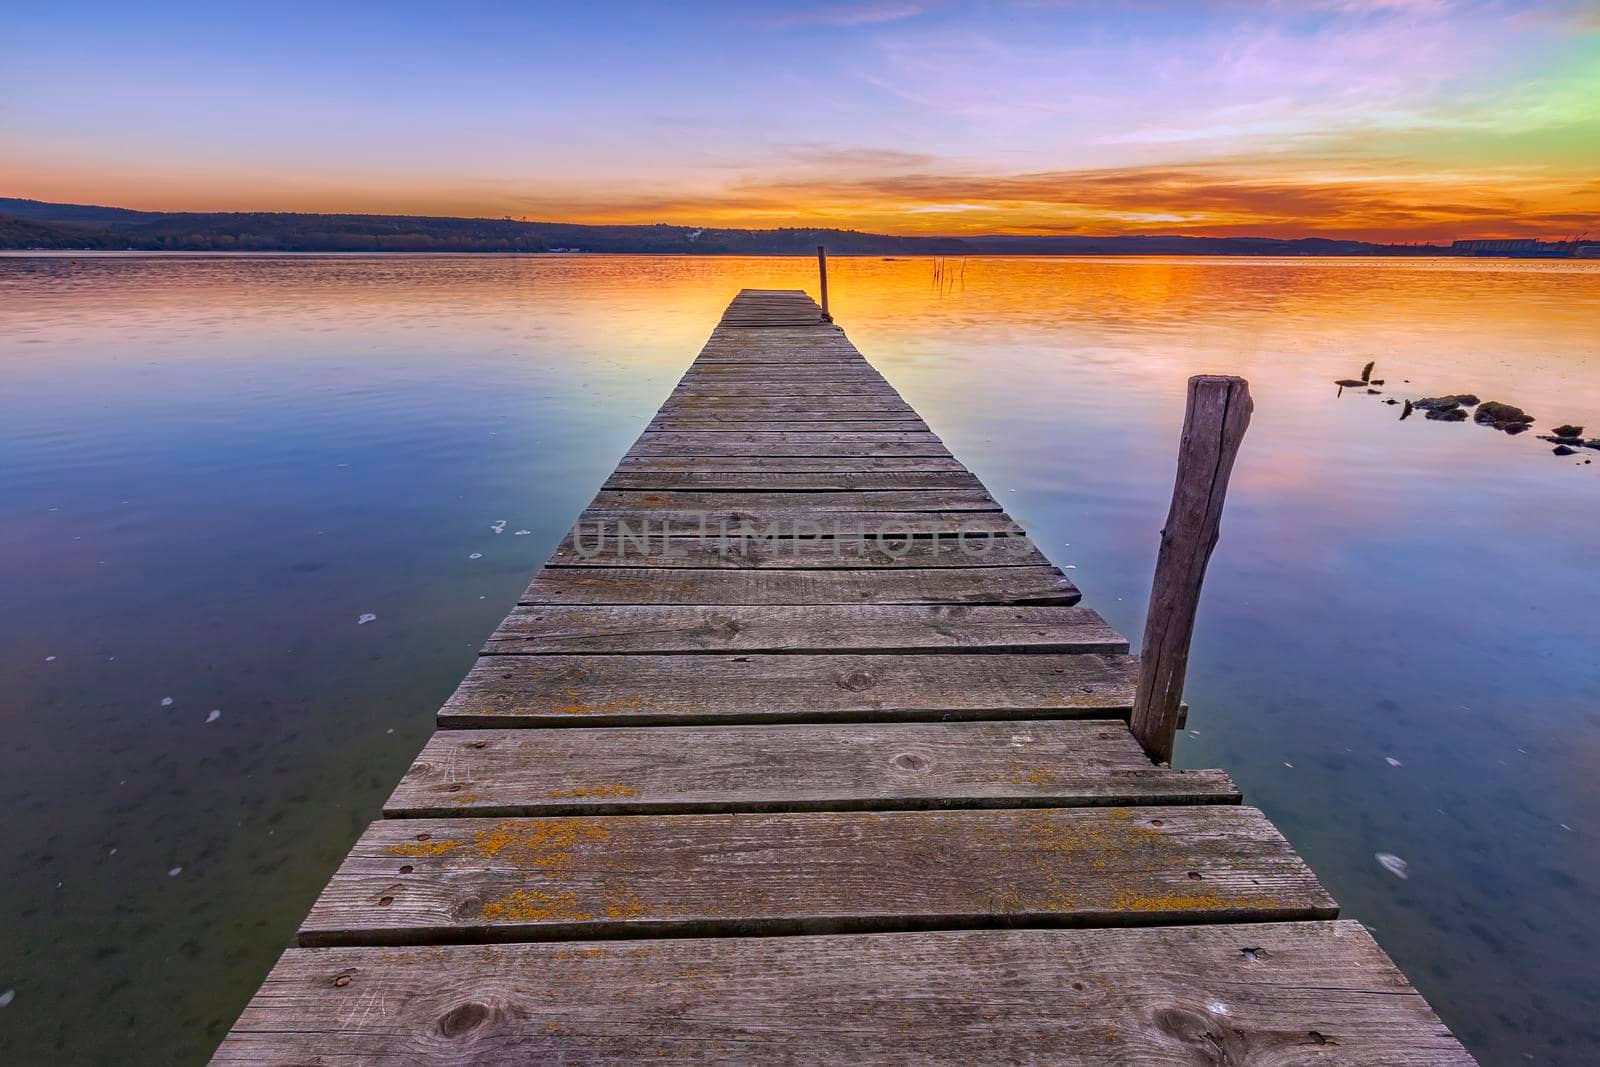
1425;406;1468;421
1361;361;1375;382
1414;394;1480;410
1552;424;1584;438
1334;378;1366;388
1475;401;1535;433
1399;400;1414;420
1554;445;1577;456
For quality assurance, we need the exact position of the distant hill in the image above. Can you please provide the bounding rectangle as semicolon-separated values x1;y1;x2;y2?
0;196;1431;255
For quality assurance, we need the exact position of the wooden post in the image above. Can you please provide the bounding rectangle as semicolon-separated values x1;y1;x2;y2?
816;245;832;322
1130;375;1253;764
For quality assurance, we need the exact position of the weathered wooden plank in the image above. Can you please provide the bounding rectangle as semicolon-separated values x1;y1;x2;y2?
649;415;921;428
658;407;917;422
573;511;1021;538
700;327;851;340
723;303;823;311
662;397;909;410
672;383;898;397
696;351;864;364
635;430;944;446
603;470;986;491
685;359;871;367
438;651;1134;726
696;357;865;365
547;530;1047;568
702;328;847;337
677;366;886;379
628;431;951;458
694;352;863;362
703;327;847;334
662;383;902;399
702;326;849;337
482;604;1126;656
650;418;931;432
615;455;970;473
671;387;895;399
385;720;1239;817
582;489;992;511
219;923;1471;1065
688;355;864;363
518;565;1079;606
716;321;830;328
669;393;892;406
675;356;876;369
297;806;1337;945
587;490;998;512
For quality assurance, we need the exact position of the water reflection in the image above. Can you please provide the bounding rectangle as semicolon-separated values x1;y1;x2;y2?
1;253;1596;1063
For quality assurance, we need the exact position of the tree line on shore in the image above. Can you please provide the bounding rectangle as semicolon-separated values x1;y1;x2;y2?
1;196;1446;256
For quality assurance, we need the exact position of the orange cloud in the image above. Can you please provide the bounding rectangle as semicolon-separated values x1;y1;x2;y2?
499;156;1600;241
6;153;1595;243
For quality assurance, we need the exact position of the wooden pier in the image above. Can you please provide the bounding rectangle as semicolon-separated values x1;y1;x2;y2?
215;291;1470;1062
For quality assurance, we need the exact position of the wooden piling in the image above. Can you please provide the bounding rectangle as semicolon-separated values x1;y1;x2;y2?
816;245;831;322
1131;374;1253;765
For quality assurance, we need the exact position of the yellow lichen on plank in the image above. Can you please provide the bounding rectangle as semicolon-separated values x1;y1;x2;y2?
546;685;645;716
1018;810;1163;854
481;889;592;922
1109;888;1282;913
384;838;465;858
473;818;610;872
546;784;639;799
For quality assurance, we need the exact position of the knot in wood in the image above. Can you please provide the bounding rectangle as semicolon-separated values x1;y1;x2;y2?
437;1001;492;1038
836;670;877;692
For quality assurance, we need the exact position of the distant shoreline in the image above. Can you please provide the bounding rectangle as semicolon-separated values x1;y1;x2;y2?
8;250;1598;263
4;196;1594;259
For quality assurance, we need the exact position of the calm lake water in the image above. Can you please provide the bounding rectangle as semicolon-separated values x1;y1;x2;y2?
2;253;1597;1064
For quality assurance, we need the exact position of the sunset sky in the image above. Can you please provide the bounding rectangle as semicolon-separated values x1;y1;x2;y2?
5;1;1598;240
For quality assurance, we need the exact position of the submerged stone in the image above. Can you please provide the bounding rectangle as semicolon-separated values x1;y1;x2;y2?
1414;394;1479;410
1474;401;1535;432
1553;445;1577;456
1424;406;1468;421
